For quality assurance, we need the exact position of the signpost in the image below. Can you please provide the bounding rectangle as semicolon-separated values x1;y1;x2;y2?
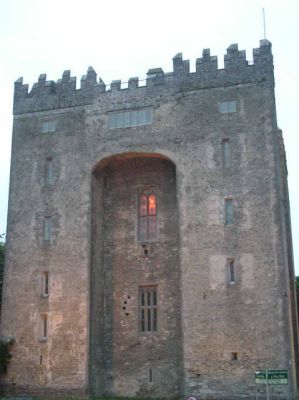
267;370;288;385
255;370;267;384
255;369;288;400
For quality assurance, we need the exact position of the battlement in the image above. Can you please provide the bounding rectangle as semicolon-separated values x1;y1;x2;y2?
13;40;273;114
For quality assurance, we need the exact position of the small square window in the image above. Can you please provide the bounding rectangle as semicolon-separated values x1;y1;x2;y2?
42;121;56;133
219;101;236;114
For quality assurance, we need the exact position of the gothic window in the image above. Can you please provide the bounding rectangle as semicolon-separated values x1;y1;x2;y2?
139;286;157;333
138;192;157;242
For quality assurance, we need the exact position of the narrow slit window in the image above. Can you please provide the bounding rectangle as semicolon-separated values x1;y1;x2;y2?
42;271;49;296
222;139;230;167
139;287;157;333
228;260;235;283
41;314;48;339
149;368;153;383
225;199;233;225
46;158;53;184
44;217;52;242
138;192;157;242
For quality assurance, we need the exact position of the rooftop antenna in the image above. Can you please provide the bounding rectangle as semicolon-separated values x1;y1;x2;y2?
262;8;267;39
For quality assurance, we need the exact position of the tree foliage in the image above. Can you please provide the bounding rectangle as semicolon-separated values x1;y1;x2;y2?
0;341;11;374
0;235;13;377
0;234;4;311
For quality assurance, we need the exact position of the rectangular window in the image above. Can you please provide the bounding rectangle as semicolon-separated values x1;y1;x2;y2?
139;286;157;333
218;101;236;114
228;260;235;283
222;139;230;167
41;314;48;339
44;217;52;242
42;121;56;133
108;107;153;129
225;199;233;225
46;158;53;184
42;271;49;296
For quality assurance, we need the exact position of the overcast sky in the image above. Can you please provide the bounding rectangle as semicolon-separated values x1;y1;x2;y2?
0;0;298;272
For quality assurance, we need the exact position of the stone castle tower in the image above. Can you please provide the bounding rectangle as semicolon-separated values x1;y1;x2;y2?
1;39;298;399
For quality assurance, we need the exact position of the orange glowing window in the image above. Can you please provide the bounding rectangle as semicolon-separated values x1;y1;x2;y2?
148;195;156;215
138;192;157;241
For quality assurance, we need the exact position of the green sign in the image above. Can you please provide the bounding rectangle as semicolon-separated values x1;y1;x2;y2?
255;370;288;385
255;370;267;384
268;370;288;385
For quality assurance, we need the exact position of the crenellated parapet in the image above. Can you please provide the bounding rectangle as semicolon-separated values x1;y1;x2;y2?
13;40;274;114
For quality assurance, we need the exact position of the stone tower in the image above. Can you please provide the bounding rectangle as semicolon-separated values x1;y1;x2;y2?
1;40;298;399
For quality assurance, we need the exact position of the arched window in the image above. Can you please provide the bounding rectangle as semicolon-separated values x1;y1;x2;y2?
138;192;157;241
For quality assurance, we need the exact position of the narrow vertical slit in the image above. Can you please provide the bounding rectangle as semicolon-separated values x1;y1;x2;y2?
149;368;153;383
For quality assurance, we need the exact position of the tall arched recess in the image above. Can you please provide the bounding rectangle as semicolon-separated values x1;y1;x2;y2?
89;153;183;398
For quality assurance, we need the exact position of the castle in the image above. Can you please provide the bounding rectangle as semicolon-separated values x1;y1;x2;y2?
0;39;298;399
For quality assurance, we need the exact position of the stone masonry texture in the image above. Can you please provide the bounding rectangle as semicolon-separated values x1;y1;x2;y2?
0;39;298;399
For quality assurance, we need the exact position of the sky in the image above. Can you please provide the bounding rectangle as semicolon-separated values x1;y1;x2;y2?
0;0;298;272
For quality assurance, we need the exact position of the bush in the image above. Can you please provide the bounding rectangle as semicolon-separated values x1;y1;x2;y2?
0;340;12;374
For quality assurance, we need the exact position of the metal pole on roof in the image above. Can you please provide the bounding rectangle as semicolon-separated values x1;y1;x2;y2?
263;8;267;39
